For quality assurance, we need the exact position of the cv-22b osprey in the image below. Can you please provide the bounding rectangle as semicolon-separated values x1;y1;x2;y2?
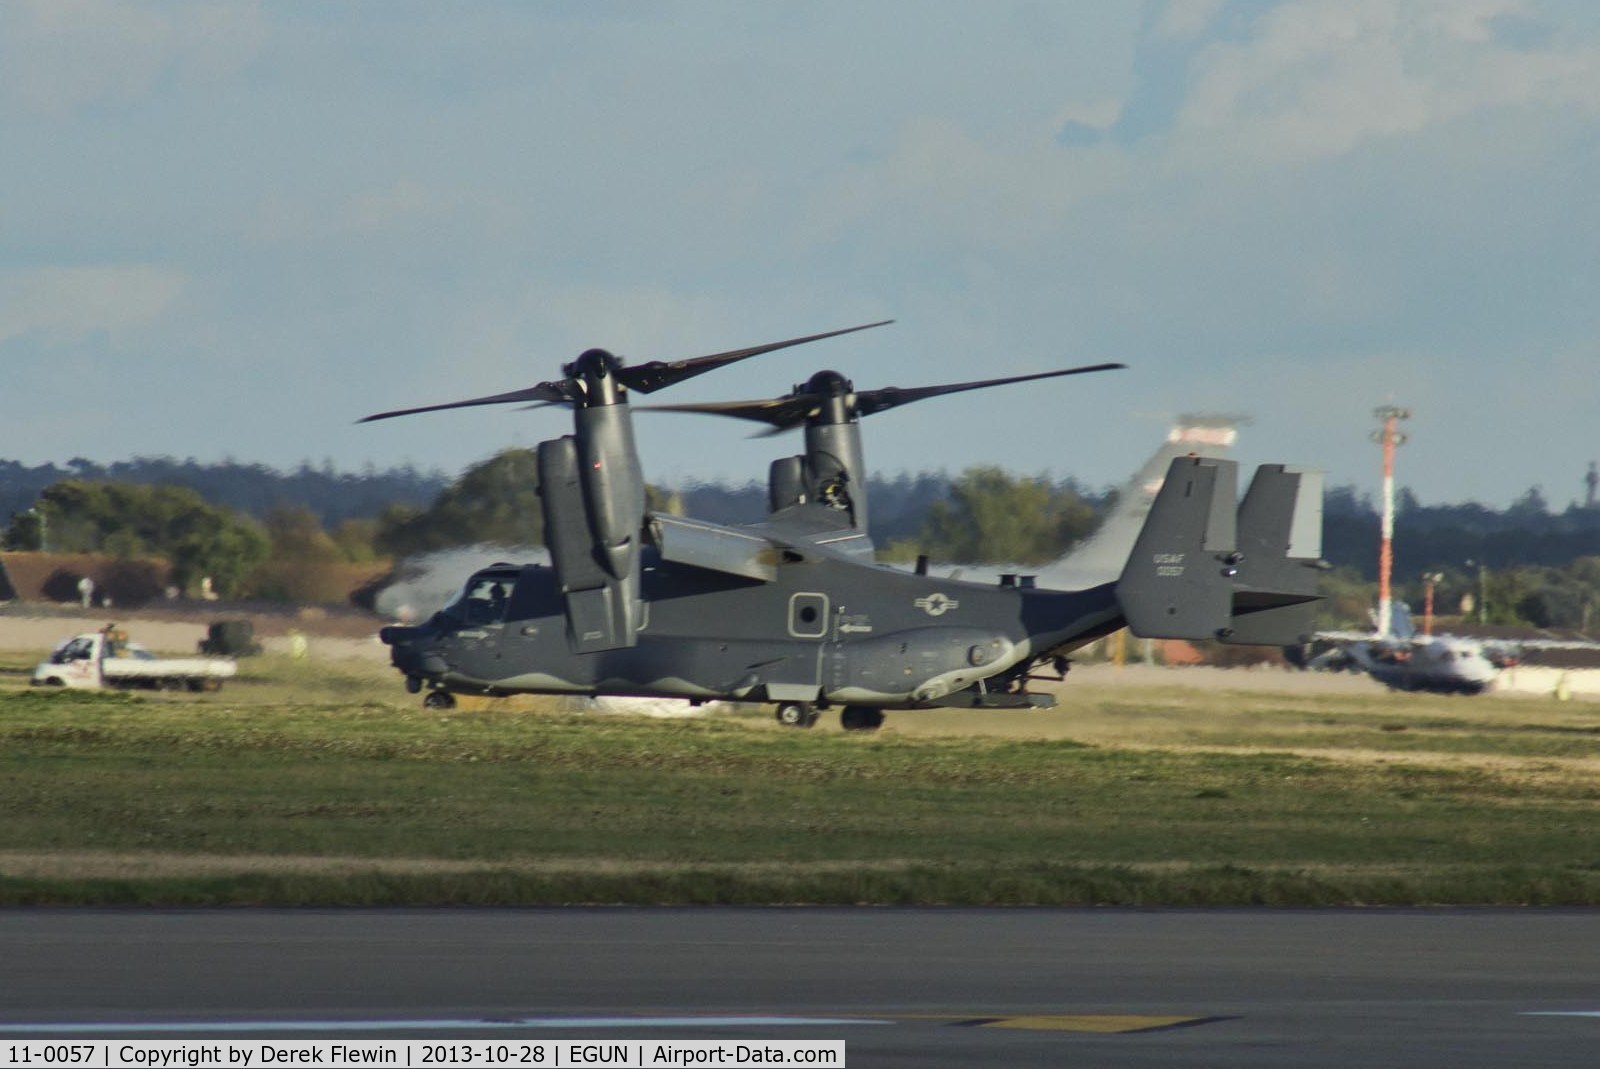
365;322;1325;730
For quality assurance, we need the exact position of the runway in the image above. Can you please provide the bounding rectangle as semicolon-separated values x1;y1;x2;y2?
2;908;1596;1067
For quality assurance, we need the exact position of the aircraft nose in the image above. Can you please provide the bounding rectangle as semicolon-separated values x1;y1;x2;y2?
379;625;425;646
380;626;450;678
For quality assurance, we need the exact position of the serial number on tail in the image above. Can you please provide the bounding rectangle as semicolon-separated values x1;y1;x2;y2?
1153;552;1185;577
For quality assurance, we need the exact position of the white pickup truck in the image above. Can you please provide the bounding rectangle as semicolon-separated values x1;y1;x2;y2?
31;630;237;691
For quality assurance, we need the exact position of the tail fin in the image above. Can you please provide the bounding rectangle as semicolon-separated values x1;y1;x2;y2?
1118;458;1327;645
1046;414;1242;588
1116;456;1238;640
1219;464;1326;646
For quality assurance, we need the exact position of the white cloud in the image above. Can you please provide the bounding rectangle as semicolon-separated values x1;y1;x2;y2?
1;2;1596;504
0;0;264;116
779;0;1600;268
1155;0;1228;41
1052;98;1125;134
804;115;1132;257
1169;0;1600;168
0;265;186;346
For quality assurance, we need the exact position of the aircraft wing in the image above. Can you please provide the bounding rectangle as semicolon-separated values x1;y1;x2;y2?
1501;637;1600;651
749;504;874;559
1481;634;1600;669
648;514;778;581
648;506;872;582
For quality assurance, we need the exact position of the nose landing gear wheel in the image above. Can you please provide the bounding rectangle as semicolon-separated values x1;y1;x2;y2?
423;690;457;710
840;706;884;732
774;702;819;728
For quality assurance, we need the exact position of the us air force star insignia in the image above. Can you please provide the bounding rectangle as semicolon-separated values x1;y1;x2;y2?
915;592;958;616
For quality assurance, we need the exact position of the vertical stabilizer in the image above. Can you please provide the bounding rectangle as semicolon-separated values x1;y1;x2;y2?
1221;465;1326;646
1116;456;1238;640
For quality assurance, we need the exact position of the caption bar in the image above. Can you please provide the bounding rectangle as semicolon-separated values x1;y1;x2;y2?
2;1041;845;1068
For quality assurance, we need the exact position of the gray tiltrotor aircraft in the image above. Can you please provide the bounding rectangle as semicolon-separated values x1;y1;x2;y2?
366;323;1324;730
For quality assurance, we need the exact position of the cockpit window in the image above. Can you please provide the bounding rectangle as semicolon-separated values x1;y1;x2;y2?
444;573;516;626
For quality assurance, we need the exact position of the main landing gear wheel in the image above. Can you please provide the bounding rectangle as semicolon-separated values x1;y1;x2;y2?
423;690;457;710
774;702;819;728
839;705;884;732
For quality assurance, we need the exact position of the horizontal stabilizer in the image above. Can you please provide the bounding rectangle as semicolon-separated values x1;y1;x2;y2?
1117;456;1237;640
1222;465;1326;646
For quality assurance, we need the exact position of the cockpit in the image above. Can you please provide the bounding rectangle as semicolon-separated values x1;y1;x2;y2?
441;568;521;626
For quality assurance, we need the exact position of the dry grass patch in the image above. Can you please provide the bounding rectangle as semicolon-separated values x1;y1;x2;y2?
2;658;1599;905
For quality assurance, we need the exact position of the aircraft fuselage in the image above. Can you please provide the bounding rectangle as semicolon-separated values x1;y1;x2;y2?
1350;637;1498;695
381;551;1123;710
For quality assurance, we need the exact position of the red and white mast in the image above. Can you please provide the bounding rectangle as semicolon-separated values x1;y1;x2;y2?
1372;405;1411;638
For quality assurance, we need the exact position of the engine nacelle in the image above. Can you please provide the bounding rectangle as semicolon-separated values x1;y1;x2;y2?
537;434;640;652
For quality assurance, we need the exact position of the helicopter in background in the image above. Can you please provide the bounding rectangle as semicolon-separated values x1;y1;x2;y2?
364;322;1325;730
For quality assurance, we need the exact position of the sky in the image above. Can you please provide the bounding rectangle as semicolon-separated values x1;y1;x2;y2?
2;0;1599;509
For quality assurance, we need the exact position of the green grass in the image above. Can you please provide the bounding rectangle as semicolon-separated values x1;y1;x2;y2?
2;658;1598;905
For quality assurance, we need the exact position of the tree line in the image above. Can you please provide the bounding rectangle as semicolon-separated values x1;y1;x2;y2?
3;453;1598;628
0;456;446;531
1320;484;1600;631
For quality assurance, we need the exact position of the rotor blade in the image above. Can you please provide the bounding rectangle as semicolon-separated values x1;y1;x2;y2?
640;361;1128;433
358;381;575;423
638;395;822;428
617;320;892;395
853;362;1126;418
